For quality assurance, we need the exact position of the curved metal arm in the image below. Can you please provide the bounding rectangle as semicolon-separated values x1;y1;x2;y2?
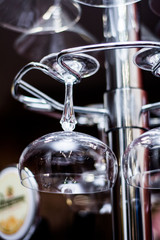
57;40;160;122
12;41;160;119
57;41;160;75
141;102;160;114
140;102;160;128
11;62;65;111
11;62;108;116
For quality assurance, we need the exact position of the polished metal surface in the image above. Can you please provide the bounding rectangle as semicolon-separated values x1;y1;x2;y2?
10;2;160;240
11;40;160;118
106;128;152;240
57;41;160;71
103;3;141;90
102;2;152;240
11;63;108;116
72;0;141;8
104;88;148;130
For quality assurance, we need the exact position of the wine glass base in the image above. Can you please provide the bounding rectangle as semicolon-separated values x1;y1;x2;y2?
134;48;160;77
40;52;100;83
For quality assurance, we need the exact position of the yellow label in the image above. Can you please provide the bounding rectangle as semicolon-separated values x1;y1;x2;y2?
0;170;28;235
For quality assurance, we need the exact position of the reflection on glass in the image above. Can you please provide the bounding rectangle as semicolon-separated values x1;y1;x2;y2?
151;192;160;240
123;127;160;189
134;48;160;77
17;52;118;195
0;0;81;33
19;131;118;194
14;24;98;61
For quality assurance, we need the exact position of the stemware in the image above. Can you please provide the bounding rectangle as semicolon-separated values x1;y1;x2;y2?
14;23;98;61
16;52;118;194
123;127;160;189
133;48;160;77
0;0;81;34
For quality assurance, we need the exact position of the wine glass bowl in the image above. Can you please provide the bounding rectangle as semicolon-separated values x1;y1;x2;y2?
133;48;160;77
0;0;81;33
14;22;98;61
19;131;118;194
123;128;160;189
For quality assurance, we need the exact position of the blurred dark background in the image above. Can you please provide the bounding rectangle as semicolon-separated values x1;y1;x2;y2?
0;1;160;239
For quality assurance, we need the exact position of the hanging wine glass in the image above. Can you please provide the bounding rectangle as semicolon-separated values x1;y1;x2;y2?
17;52;118;194
72;0;141;8
0;0;81;34
123;127;160;189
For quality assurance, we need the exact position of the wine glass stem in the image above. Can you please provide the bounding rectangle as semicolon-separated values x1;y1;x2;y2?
60;81;77;131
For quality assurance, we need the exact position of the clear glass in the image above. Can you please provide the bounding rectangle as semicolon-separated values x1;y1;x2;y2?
40;52;99;129
134;48;160;72
73;0;141;8
0;0;81;33
40;52;100;83
19;131;118;194
14;24;97;61
123;127;160;189
17;52;117;194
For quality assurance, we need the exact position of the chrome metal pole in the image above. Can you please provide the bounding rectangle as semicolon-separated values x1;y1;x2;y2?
103;2;152;240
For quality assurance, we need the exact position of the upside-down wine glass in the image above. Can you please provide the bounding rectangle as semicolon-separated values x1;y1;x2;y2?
18;52;118;194
0;0;81;34
14;22;98;61
123;127;160;189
